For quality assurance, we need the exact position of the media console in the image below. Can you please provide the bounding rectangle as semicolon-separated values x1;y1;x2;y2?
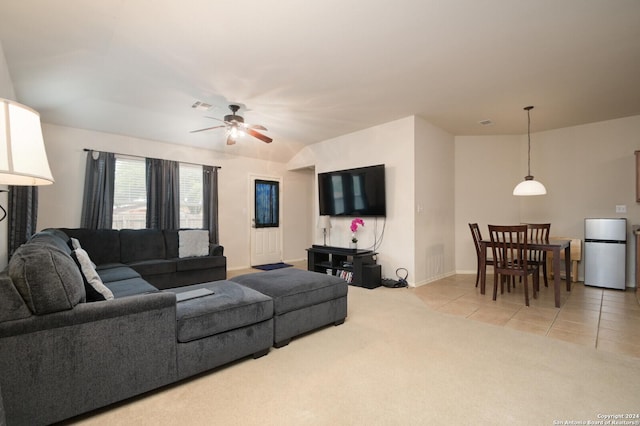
307;245;381;289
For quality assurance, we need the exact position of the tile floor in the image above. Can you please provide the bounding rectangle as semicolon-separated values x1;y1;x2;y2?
411;273;640;359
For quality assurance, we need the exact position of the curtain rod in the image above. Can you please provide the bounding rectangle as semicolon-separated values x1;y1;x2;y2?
83;148;221;169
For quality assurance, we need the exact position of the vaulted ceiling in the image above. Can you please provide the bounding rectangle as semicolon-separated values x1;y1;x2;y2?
1;1;639;162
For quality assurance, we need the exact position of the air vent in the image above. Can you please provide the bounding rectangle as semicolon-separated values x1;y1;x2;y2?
478;119;494;126
191;101;213;111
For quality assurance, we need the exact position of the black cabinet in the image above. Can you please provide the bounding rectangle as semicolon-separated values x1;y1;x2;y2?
307;245;381;289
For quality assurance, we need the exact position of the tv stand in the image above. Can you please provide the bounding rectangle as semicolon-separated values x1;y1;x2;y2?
307;245;381;289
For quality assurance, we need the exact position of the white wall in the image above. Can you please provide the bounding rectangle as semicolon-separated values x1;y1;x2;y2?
455;115;640;287
454;135;521;274
289;116;456;286
38;123;313;270
414;117;455;285
291;117;415;281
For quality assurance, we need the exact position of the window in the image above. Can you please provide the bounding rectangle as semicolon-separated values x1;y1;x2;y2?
254;179;279;228
179;163;203;228
113;156;146;229
112;157;204;229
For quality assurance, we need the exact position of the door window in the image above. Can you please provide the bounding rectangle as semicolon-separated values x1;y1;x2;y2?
255;179;279;228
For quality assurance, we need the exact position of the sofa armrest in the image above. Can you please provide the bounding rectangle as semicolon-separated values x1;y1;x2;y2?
0;292;178;425
0;291;176;338
210;244;224;256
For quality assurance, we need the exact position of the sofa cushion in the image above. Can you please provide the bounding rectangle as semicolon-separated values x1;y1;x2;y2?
167;281;273;343
175;256;226;272
230;269;348;315
120;229;166;263
163;229;179;258
178;230;209;258
96;264;141;283
71;248;114;302
103;277;159;298
8;244;85;315
0;271;32;323
129;259;176;276
60;228;122;264
28;229;72;255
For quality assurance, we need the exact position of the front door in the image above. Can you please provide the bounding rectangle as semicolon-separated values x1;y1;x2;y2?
250;176;283;266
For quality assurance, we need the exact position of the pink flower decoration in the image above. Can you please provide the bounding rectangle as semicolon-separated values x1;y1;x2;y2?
350;218;365;233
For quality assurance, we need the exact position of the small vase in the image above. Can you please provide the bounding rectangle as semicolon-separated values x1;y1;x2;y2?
349;241;357;249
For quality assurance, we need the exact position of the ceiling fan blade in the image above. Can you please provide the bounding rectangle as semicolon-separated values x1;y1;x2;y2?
226;135;236;145
249;124;268;131
190;125;226;133
246;128;273;143
204;116;227;123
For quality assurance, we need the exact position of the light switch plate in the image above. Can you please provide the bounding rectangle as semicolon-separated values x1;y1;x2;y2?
616;205;627;213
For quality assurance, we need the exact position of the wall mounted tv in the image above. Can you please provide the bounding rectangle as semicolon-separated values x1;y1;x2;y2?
318;164;386;217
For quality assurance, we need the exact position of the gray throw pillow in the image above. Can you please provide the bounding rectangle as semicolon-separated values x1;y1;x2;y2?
71;248;114;302
8;244;86;315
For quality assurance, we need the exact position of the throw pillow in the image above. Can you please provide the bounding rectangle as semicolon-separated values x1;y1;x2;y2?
8;244;86;314
70;237;81;250
178;230;210;258
71;248;114;302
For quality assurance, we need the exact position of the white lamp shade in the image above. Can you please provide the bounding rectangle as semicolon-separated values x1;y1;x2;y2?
513;178;547;196
317;215;332;229
0;98;54;186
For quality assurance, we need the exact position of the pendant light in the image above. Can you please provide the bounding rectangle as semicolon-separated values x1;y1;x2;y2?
513;105;546;196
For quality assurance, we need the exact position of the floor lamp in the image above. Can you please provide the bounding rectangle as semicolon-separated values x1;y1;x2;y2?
0;98;55;221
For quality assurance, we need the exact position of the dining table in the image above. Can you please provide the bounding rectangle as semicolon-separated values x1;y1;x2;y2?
479;238;572;308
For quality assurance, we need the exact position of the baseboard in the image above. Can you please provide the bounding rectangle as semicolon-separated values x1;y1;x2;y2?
412;271;457;287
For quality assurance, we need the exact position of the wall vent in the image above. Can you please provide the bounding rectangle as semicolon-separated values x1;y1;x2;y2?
192;101;213;110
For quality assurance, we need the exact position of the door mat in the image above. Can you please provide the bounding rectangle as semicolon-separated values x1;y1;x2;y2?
252;262;293;271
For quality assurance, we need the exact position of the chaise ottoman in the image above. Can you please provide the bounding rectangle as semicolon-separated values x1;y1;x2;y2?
164;280;274;380
230;268;348;348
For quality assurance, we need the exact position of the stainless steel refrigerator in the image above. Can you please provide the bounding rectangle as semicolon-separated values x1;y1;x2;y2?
584;218;627;289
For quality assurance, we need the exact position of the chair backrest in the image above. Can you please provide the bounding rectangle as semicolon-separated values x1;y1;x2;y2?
468;223;482;257
525;223;550;262
526;223;551;242
488;224;529;270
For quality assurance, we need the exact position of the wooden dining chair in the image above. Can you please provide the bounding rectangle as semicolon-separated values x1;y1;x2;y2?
469;223;493;288
525;223;551;288
488;224;539;307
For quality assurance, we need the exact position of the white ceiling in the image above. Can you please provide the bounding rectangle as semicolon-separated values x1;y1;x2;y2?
1;0;639;163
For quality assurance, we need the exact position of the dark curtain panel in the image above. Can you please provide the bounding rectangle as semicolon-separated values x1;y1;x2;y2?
7;186;38;256
202;166;219;244
80;151;116;229
146;158;179;229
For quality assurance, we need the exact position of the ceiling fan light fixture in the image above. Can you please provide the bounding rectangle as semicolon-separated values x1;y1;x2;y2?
228;125;243;139
190;104;272;144
513;105;546;196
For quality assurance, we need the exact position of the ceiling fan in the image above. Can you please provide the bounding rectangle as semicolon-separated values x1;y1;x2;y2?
190;104;272;145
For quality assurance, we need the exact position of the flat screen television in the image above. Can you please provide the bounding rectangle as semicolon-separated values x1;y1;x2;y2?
318;164;386;217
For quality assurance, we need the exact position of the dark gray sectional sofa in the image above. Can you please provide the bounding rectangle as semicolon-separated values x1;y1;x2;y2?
59;228;227;289
0;228;348;426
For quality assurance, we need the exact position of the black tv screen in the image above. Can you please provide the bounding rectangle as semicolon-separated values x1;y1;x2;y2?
318;164;386;217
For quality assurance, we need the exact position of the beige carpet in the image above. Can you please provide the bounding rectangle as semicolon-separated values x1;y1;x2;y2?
69;286;640;425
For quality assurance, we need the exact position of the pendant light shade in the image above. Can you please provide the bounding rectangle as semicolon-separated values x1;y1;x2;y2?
513;106;546;196
513;175;547;196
